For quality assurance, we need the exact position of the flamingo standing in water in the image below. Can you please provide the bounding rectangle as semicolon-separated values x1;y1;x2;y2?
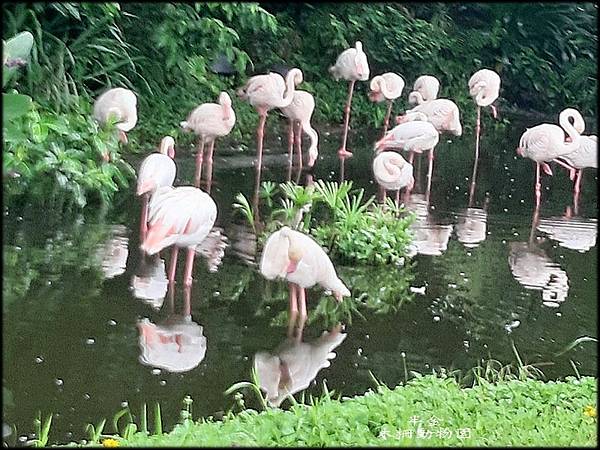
468;69;500;159
516;111;582;207
237;68;303;170
329;41;370;159
554;108;597;201
374;121;440;188
280;90;319;171
181;92;236;191
140;186;217;287
93;87;138;159
260;226;350;318
372;151;414;207
408;75;440;105
396;98;462;136
136;136;177;240
368;72;405;137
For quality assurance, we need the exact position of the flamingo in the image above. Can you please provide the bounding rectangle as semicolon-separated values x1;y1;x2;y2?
93;87;137;151
280;90;319;171
329;41;370;158
372;151;414;207
368;72;405;136
554;108;597;199
140;186;217;287
516;112;582;207
180;92;236;190
468;69;500;160
260;226;351;318
374;121;440;188
237;68;303;170
136;136;177;239
396;98;462;136
408;75;440;105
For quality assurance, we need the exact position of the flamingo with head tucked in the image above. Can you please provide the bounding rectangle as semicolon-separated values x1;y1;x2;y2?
396;98;462;136
136;136;177;240
554;108;597;200
260;226;350;319
372;151;414;207
516;111;581;206
93;87;137;150
329;41;370;159
237;68;303;171
140;186;217;287
368;72;405;137
408;75;440;105
469;69;501;159
181;92;235;191
280;90;319;170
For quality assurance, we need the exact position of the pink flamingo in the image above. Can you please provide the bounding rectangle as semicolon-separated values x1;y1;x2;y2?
329;41;370;158
372;151;414;207
554;108;597;200
93;87;137;151
280;90;319;171
408;75;440;105
140;186;217;287
374;121;440;189
237;68;303;171
396;98;462;136
260;226;350;318
136;136;177;240
469;68;500;160
368;72;405;137
516;116;581;207
180;92;236;191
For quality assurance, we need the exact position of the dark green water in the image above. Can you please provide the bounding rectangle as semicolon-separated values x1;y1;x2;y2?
2;117;597;445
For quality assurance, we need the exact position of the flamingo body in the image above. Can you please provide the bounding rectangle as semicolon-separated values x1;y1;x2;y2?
368;72;404;102
181;92;236;141
375;121;440;153
372;152;414;191
468;69;500;107
237;69;302;112
408;75;440;105
260;227;350;300
398;99;462;136
329;41;369;81
136;137;176;196
280;90;319;166
93;87;138;133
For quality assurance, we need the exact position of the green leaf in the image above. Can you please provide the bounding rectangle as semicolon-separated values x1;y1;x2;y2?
2;93;33;124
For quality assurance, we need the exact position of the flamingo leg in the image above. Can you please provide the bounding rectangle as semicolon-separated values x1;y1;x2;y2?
425;149;434;203
339;158;345;183
553;159;577;180
298;286;307;319
535;162;542;207
140;193;149;241
338;80;356;159
256;111;267;170
194;137;205;188
382;99;393;138
168;246;179;283
183;284;192;317
474;106;481;161
468;148;480;207
295;120;303;171
378;186;385;204
289;282;298;315
183;247;196;287
205;140;215;194
408;151;415;165
490;104;498;119
395;189;400;209
287;119;294;166
574;168;583;195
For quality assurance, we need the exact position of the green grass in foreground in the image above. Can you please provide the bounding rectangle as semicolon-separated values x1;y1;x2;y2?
93;375;596;447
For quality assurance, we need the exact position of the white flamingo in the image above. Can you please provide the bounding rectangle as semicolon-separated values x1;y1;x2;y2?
372;151;414;206
368;72;405;136
93;87;138;148
136;136;177;239
469;69;500;159
280;90;319;169
329;41;370;158
260;226;350;318
408;75;440;105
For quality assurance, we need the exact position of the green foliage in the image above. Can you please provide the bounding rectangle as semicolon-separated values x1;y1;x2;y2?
96;375;597;447
3;100;135;209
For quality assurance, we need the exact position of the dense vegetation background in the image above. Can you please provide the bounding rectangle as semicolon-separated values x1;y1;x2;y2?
3;2;597;209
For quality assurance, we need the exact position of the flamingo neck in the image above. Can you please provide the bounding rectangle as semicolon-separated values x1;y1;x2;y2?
408;91;424;105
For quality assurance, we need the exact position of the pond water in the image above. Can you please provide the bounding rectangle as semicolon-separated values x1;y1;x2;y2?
3;115;597;445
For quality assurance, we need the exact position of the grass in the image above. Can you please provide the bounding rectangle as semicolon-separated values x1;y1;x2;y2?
88;375;596;447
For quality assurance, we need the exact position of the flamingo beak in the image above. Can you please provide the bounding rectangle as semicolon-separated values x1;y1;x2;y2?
118;130;128;144
396;115;407;124
286;259;298;274
516;147;525;157
168;145;176;159
223;106;231;122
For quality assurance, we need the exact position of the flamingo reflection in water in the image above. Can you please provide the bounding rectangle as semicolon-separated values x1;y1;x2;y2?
96;224;129;280
130;254;169;309
456;149;489;249
254;316;346;407
536;204;597;253
508;205;569;308
138;283;206;373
